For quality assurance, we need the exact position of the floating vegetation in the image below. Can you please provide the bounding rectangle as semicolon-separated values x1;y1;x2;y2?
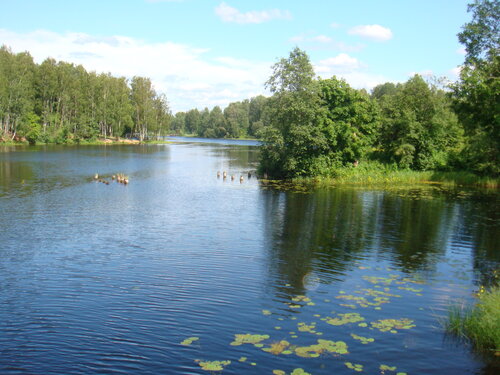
292;295;311;303
238;357;247;362
180;337;199;346
380;364;397;372
326;313;365;326
195;360;231;371
360;288;401;298
398;286;423;293
230;333;269;346
288;304;302;309
371;318;416;333
262;340;291;355
345;362;364;372
363;275;398;285
273;371;286;375
295;339;349;358
298;322;317;333
358;322;368;327
350;333;374;344
291;369;311;375
262;309;272;316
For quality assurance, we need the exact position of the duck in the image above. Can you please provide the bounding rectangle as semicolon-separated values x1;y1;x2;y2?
94;173;99;180
240;175;244;183
223;171;227;179
217;171;221;178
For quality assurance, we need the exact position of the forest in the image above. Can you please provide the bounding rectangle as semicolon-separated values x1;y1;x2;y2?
0;0;498;177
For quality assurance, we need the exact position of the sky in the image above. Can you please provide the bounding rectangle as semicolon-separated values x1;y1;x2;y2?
0;0;471;113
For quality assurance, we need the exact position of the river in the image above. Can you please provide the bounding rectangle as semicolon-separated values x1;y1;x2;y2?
0;138;498;374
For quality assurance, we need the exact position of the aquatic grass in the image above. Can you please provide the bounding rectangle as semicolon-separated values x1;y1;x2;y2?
445;286;500;356
292;161;499;188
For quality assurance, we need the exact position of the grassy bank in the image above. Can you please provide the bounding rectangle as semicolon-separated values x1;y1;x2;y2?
294;162;498;189
445;285;500;357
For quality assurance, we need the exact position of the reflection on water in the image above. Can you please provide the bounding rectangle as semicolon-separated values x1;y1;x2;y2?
0;141;498;374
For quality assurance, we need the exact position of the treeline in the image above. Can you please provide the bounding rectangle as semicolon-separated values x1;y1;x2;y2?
257;0;498;178
0;45;170;144
170;95;269;139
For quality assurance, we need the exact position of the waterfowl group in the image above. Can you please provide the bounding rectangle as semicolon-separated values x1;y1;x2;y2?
93;173;129;185
217;171;248;184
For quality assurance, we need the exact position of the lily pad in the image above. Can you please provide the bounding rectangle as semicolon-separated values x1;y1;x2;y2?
181;337;199;346
297;322;317;333
195;360;231;372
273;371;286;375
371;319;415;333
292;295;311;302
380;364;397;372
291;369;311;375
350;333;374;344
345;362;364;372
262;309;272;316
262;340;290;355
326;313;365;326
230;333;269;346
295;339;349;357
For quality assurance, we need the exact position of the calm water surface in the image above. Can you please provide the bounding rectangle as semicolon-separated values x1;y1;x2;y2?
0;139;498;375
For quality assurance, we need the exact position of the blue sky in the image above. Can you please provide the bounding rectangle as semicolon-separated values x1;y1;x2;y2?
0;0;471;112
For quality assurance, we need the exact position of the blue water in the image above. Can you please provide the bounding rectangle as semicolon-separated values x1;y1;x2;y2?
0;141;498;374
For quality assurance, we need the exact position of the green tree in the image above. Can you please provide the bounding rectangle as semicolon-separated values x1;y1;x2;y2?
224;101;249;138
452;0;499;175
259;48;327;178
319;77;380;165
378;75;463;170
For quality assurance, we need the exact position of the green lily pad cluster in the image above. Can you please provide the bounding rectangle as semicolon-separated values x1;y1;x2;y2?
398;286;423;293
379;363;407;374
180;337;199;346
230;333;270;346
326;312;365;326
262;340;293;355
361;288;401;298
363;275;399;285
262;309;272;315
350;333;374;344
297;322;317;333
273;369;311;375
295;339;349;358
195;360;231;371
345;361;364;372
371;318;416;333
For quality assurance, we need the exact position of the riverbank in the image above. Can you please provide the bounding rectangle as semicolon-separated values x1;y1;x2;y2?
446;285;500;357
291;162;498;189
0;136;171;146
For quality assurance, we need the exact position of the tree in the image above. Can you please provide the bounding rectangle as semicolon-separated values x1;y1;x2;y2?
319;77;380;165
259;48;327;178
378;75;463;170
452;0;499;175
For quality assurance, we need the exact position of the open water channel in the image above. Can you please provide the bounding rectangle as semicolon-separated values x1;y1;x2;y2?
0;138;498;374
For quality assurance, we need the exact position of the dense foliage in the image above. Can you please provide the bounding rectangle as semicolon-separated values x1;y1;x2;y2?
451;0;499;175
170;95;269;139
0;46;170;143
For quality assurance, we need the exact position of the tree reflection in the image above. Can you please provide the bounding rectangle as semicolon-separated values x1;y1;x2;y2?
261;186;499;294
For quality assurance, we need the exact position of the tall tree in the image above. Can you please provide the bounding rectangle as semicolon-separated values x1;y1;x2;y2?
452;0;499;175
260;47;327;178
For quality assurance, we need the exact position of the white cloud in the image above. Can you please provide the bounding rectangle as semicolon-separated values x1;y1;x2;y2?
0;28;271;112
314;54;389;90
215;2;291;24
315;53;363;73
348;24;393;42
330;22;341;29
288;33;364;52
